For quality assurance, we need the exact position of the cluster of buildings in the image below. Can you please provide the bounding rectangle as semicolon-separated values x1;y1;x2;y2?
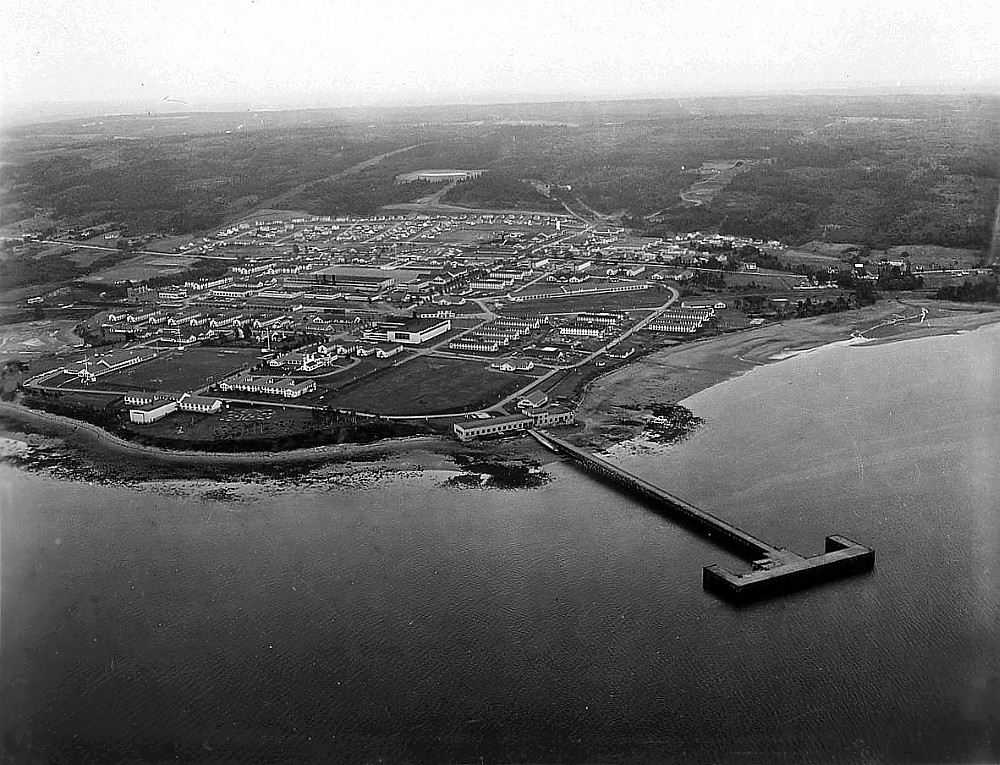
126;391;224;424
448;316;543;353
54;348;159;383
217;375;317;398
558;311;627;339
33;210;804;445
174;211;584;256
647;305;715;334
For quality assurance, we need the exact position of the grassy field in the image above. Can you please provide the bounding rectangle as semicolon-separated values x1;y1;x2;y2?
98;347;261;392
880;245;985;269
722;270;810;289
327;356;531;415
782;242;985;271
81;254;199;283
438;228;493;243
777;247;849;268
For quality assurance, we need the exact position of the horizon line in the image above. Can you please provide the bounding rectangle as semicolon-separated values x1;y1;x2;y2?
4;83;999;127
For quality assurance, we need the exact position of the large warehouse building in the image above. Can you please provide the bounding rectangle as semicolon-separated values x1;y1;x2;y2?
363;317;451;345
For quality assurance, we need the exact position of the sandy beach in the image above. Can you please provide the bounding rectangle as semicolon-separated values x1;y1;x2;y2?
570;298;1000;450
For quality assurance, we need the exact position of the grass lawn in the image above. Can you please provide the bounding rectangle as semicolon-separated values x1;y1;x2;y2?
81;254;196;284
542;363;602;403
327;356;531;415
723;270;809;289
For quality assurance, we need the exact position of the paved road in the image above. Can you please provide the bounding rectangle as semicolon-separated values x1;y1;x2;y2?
490;286;680;412
34;239;196;259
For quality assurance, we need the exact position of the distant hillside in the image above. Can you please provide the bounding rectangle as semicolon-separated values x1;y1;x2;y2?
2;94;997;248
441;171;564;212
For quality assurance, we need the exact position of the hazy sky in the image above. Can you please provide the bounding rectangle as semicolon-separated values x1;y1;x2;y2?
2;0;997;108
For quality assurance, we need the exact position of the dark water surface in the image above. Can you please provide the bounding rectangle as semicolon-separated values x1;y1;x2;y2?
2;326;998;763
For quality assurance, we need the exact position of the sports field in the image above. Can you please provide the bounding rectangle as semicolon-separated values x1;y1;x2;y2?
328;356;531;415
97;347;261;392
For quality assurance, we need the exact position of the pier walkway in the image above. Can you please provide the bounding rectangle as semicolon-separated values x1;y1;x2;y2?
531;430;875;603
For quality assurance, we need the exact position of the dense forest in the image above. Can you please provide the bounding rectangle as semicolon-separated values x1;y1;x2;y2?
0;241;127;289
287;167;439;216
933;279;999;303
441;171;564;212
0;121;450;233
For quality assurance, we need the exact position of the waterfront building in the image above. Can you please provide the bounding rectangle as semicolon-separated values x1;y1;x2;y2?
517;390;549;409
129;398;177;424
453;407;574;441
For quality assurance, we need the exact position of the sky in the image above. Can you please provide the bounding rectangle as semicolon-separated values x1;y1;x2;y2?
2;0;998;111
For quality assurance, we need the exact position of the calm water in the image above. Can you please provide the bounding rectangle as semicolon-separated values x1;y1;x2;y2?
2;326;998;764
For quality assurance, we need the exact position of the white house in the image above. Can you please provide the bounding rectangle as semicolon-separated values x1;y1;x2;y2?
491;358;535;373
176;393;223;414
517;389;549;409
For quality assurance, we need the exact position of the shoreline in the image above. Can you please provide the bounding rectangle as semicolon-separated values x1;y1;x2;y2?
570;300;1000;450
0;399;550;477
0;399;462;467
3;299;997;466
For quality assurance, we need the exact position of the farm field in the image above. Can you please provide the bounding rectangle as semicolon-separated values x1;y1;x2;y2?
326;356;531;415
879;244;984;269
776;247;848;267
722;270;810;289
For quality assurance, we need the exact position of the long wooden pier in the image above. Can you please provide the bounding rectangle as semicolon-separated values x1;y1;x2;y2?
531;430;875;604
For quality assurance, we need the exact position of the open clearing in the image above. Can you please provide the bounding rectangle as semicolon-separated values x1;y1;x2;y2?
880;245;984;268
679;159;748;206
328;356;531;415
82;254;199;283
0;320;84;359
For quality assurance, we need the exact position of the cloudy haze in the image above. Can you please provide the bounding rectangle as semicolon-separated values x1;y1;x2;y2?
2;0;998;112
